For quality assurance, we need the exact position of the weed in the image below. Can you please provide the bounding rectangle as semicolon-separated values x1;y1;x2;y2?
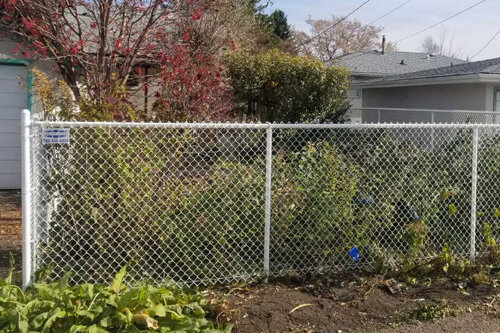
394;299;462;324
0;262;230;332
483;222;500;266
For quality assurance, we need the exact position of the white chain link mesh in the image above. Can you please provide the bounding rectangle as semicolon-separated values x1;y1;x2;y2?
358;108;500;124
27;121;500;285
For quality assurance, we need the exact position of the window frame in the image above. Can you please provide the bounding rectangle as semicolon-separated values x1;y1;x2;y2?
494;87;500;111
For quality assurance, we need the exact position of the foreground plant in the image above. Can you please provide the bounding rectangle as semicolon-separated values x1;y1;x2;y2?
392;299;463;326
0;263;230;332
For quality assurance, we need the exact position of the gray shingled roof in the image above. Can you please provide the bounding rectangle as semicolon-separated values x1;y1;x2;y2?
370;57;500;82
332;51;465;76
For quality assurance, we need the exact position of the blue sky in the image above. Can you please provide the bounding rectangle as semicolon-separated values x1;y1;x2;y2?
267;0;500;61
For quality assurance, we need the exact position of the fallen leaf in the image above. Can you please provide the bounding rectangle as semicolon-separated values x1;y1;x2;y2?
289;303;312;314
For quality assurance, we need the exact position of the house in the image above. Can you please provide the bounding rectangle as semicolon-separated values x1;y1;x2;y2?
0;30;150;190
0;32;54;190
352;57;500;123
332;50;465;122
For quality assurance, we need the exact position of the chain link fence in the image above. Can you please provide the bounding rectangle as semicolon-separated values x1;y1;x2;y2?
356;108;500;124
22;116;500;286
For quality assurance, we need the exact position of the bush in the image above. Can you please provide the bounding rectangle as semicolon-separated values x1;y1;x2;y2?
37;126;495;283
271;141;360;271
0;264;229;332
333;129;474;256
225;49;351;122
38;128;268;284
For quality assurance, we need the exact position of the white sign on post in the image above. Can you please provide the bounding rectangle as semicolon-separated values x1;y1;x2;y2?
42;128;71;145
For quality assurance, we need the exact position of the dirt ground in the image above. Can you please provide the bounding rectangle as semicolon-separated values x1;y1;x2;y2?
2;191;500;332
222;276;500;332
0;190;22;283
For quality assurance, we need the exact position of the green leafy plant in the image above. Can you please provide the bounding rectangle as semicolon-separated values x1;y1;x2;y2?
483;222;500;266
439;244;455;273
271;141;360;271
0;265;230;332
404;219;429;258
395;299;462;324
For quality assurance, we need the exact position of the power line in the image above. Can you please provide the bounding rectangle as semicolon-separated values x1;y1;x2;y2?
469;27;500;60
323;1;412;63
303;0;372;45
395;0;488;44
367;0;412;26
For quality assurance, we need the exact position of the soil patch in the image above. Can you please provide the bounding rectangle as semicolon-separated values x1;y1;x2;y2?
222;277;500;332
0;190;22;284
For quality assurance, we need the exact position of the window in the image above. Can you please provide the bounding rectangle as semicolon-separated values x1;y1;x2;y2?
495;88;500;111
126;71;141;90
348;88;361;99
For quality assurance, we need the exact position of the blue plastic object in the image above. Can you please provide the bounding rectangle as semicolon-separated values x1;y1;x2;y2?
356;196;375;206
412;211;419;220
348;246;359;262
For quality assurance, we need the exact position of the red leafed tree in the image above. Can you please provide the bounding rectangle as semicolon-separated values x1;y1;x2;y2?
0;0;233;121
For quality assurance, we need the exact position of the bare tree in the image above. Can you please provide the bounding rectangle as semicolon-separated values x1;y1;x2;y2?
187;0;264;54
421;35;441;54
296;15;385;62
420;27;463;59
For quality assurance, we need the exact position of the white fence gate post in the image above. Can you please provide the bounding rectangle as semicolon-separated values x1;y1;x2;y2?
21;109;32;289
470;126;479;260
264;124;273;277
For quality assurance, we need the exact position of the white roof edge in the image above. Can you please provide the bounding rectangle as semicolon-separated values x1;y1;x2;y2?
350;72;393;77
352;74;500;89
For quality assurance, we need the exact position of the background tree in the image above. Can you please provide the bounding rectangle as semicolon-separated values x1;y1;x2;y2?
225;49;350;123
0;0;233;121
242;1;294;51
420;27;464;59
246;0;272;14
266;10;291;40
187;0;267;54
421;36;441;55
296;15;395;61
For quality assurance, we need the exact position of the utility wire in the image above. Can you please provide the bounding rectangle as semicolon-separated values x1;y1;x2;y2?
395;0;488;43
469;27;500;60
325;0;412;63
335;0;487;63
303;0;372;45
367;0;412;26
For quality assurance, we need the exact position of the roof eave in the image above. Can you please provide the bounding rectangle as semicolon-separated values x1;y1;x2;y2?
350;72;392;78
352;73;500;89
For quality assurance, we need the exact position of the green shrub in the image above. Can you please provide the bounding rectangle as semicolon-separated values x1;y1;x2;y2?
37;125;495;283
271;141;360;271
225;49;350;122
39;128;267;284
0;265;229;332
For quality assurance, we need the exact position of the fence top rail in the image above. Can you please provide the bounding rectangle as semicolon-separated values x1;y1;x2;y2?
354;107;500;115
31;120;500;130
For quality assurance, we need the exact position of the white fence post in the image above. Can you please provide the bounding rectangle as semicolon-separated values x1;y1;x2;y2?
264;124;273;277
470;126;479;260
21;109;32;289
431;111;436;149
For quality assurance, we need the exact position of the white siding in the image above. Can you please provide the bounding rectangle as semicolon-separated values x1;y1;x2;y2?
0;64;27;189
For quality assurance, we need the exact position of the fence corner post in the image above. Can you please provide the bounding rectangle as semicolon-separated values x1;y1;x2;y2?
264;124;273;279
470;126;479;260
21;109;32;290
